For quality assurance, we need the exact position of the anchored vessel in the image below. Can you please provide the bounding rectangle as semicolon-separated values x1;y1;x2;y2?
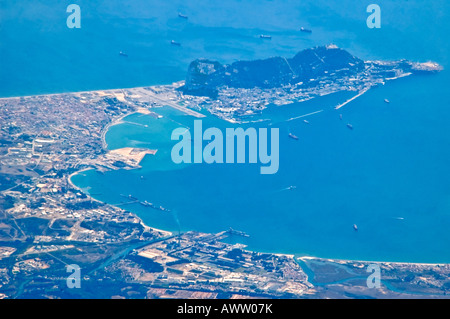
171;40;181;46
227;227;250;238
120;194;138;200
260;34;272;39
140;200;152;207
300;27;312;33
140;200;171;212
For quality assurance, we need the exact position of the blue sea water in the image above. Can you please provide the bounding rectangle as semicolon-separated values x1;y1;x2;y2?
3;1;450;262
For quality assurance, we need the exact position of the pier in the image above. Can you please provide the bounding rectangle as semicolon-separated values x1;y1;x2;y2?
226;227;250;238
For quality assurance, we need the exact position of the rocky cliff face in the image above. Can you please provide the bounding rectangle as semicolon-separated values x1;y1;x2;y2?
182;45;365;97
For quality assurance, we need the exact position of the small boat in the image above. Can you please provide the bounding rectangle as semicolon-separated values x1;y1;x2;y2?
171;40;181;46
287;186;297;190
300;27;312;33
121;194;138;200
178;13;188;19
303;119;310;124
353;224;358;231
260;34;272;39
339;114;343;120
384;99;390;104
289;133;299;140
119;51;128;57
346;123;353;130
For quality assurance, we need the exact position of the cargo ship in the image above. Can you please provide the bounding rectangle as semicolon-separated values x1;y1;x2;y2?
120;194;138;200
300;27;312;33
158;206;171;212
140;200;153;207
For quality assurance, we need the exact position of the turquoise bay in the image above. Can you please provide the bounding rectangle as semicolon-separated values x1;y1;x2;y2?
3;0;449;262
72;68;450;263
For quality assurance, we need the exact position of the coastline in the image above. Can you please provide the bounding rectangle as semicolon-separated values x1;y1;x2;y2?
68;168;93;193
100;112;134;150
297;255;450;267
0;84;175;101
68;104;175;238
68;168;173;238
68;99;311;262
11;84;450;267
